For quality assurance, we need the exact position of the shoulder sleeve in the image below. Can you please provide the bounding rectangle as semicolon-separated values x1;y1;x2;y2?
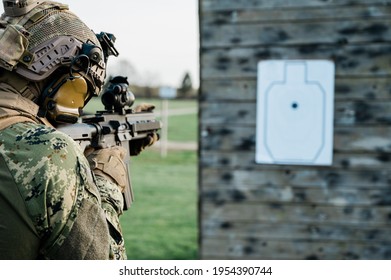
0;122;112;258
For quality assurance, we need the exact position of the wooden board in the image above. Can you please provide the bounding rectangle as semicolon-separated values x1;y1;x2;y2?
202;5;391;25
201;77;391;102
199;0;391;260
201;0;391;11
201;237;391;259
201;44;391;79
200;168;391;189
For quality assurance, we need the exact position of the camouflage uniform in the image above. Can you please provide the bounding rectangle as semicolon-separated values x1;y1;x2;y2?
0;1;150;259
0;90;127;259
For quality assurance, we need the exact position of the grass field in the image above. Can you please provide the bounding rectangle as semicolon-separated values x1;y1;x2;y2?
121;149;198;259
167;113;198;142
85;96;199;259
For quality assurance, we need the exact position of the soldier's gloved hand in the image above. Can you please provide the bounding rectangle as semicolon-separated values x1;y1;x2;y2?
85;146;127;193
130;103;159;156
134;103;155;112
129;133;159;156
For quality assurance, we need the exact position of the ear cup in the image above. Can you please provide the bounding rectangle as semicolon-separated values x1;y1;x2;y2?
42;75;89;124
54;76;88;109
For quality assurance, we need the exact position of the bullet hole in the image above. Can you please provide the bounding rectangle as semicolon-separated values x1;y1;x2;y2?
220;221;232;229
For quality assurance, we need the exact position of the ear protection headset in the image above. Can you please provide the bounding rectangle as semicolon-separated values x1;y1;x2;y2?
39;74;89;124
38;45;101;124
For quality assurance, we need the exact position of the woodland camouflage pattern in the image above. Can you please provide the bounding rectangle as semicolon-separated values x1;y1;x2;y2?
0;121;127;259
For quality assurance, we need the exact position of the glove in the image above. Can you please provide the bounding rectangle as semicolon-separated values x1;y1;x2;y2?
85;146;127;193
129;133;159;156
134;103;155;112
130;102;159;155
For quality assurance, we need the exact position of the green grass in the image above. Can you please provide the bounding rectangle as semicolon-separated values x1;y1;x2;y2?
167;113;198;142
121;149;198;260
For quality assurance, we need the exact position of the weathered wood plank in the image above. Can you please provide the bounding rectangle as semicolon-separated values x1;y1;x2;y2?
200;125;391;153
201;44;391;79
202;5;391;25
201;202;391;225
200;168;391;189
201;78;256;101
201;77;391;101
200;124;256;151
201;151;391;170
201;184;391;206
201;0;391;11
202;19;391;48
336;100;391;125
201;237;391;259
334;126;391;152
200;100;391;126
202;221;391;242
200;102;256;126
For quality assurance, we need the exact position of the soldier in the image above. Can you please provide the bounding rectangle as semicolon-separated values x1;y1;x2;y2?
0;0;157;259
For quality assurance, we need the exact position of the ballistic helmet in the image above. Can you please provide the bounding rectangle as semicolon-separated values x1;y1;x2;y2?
0;1;118;123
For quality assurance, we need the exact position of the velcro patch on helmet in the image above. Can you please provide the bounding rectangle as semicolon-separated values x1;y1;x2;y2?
0;24;32;70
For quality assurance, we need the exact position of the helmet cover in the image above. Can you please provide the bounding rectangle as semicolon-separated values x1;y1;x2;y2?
3;0;43;16
0;1;107;96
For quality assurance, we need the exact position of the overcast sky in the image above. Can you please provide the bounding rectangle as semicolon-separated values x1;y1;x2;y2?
2;0;199;88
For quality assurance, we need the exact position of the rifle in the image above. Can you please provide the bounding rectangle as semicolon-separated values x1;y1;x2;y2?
58;76;162;210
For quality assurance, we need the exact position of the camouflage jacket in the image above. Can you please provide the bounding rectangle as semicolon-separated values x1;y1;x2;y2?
0;89;127;259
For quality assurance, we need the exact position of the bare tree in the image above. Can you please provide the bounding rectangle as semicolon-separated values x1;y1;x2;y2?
178;72;193;98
